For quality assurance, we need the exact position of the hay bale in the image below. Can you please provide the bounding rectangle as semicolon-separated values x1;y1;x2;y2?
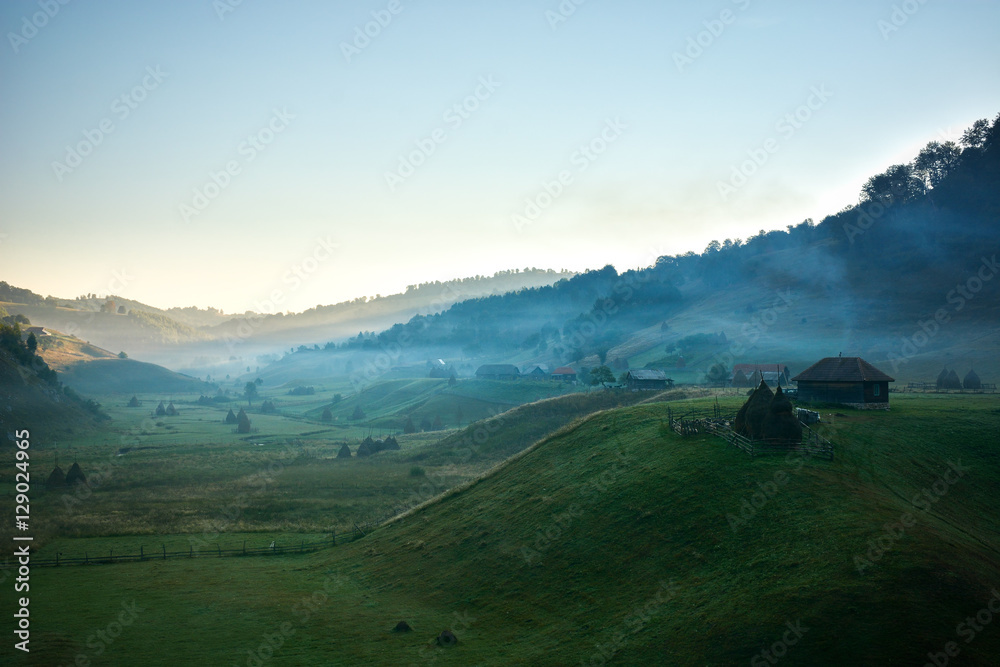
732;369;749;388
165;401;178;416
225;409;238;424
155;401;166;416
964;369;982;390
936;368;950;388
237;408;251;434
321;407;333;422
46;466;66;488
356;436;376;457
392;621;412;633
336;443;352;459
944;369;962;390
436;630;458;647
762;386;802;445
734;380;773;439
127;395;141;408
382;436;400;451
65;462;86;486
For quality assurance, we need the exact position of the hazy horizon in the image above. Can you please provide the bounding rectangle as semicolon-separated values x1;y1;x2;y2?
2;0;999;313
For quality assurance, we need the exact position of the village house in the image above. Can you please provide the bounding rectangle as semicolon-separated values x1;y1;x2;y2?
475;364;521;380
625;369;673;391
551;367;577;383
792;356;894;409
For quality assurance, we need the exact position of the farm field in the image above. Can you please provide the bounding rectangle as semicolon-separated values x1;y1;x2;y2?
3;392;999;665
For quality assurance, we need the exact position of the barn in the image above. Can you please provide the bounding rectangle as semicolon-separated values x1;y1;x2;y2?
525;365;549;379
792;357;894;409
551;367;577;382
475;364;521;380
625;369;672;391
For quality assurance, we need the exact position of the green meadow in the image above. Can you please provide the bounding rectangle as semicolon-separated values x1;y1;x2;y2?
3;389;999;665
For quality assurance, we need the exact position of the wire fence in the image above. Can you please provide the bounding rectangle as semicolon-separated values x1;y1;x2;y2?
31;514;397;568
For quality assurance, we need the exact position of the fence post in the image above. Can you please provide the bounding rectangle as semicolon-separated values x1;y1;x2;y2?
243;540;246;556
163;544;166;560
217;544;222;557
140;545;144;561
85;552;88;565
190;545;193;558
56;553;59;567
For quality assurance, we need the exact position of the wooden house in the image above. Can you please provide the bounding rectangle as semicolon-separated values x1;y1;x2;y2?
792;357;894;409
475;364;521;380
625;369;672;391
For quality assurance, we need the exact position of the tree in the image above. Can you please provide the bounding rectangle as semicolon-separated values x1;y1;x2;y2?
590;366;615;387
860;163;924;205
321;407;332;422
118;351;128;359
961;118;991;149
25;332;37;354
351;404;366;420
403;416;416;434
244;381;258;407
912;141;961;189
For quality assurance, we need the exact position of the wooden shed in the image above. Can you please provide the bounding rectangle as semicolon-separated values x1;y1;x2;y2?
475;364;521;380
625;369;673;391
792;357;894;409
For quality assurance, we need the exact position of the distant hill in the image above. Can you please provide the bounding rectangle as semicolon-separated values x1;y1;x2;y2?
0;323;106;445
57;358;213;396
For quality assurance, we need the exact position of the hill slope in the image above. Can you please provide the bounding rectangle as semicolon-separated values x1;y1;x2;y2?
15;394;1000;665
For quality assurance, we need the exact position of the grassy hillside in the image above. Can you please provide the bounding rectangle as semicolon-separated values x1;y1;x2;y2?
8;393;998;665
57;358;214;395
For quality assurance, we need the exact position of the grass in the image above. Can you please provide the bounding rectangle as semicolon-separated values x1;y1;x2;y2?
3;392;999;665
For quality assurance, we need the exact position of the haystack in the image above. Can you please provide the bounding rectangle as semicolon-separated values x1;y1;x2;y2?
436;630;458;647
944;369;963;389
237;408;251;434
382;436;400;451
66;462;86;486
357;436;377;457
392;621;412;633
964;369;982;390
761;386;803;445
225;408;238;424
166;401;178;416
733;380;774;440
155;401;167;416
337;443;352;459
936;368;950;389
731;369;749;388
46;466;66;488
321;407;333;422
261;399;276;414
127;395;141;408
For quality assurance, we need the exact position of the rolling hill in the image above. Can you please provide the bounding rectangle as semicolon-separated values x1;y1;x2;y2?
13;393;1000;664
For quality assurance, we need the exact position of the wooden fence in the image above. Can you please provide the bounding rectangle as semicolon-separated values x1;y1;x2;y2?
32;515;394;568
666;407;834;460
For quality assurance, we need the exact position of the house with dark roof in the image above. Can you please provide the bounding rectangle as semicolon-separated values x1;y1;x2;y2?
524;365;549;379
551;367;577;382
626;369;673;391
475;364;520;380
792;357;894;409
732;364;790;387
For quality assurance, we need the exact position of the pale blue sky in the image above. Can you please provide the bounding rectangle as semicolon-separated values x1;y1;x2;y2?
2;0;999;313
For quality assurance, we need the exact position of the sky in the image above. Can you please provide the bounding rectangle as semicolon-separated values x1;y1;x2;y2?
2;0;999;314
